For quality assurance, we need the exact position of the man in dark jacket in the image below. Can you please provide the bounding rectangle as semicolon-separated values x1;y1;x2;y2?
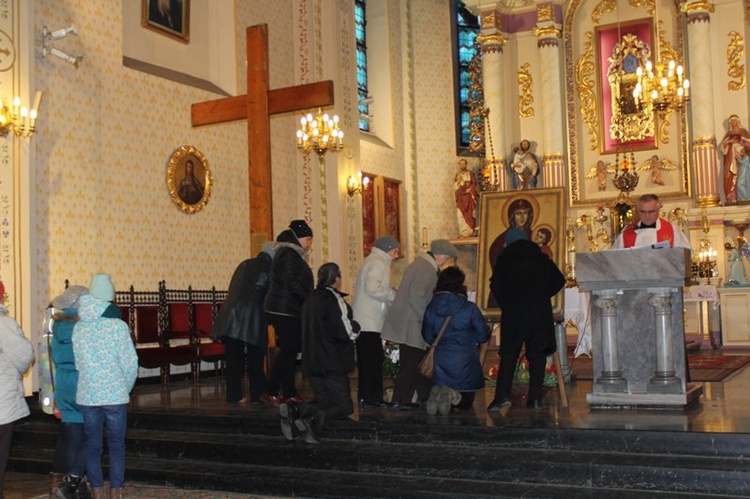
280;263;360;444
488;227;565;410
262;220;315;405
211;242;275;404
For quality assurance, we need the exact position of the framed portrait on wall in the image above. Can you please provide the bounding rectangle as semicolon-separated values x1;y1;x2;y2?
166;145;212;214
142;0;190;43
476;188;566;313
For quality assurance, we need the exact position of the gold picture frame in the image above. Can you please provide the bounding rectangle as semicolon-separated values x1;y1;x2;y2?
166;145;212;214
476;188;566;313
142;0;190;44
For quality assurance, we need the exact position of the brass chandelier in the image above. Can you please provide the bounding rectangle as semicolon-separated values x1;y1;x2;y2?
296;108;344;157
633;57;690;116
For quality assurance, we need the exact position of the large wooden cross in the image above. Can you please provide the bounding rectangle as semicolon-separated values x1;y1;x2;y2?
191;24;334;249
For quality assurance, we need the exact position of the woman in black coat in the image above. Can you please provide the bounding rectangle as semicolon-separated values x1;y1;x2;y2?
211;243;275;403
262;220;315;405
281;263;360;444
488;227;565;410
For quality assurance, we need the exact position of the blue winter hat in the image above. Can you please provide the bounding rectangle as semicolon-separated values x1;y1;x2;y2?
89;273;115;302
506;227;528;246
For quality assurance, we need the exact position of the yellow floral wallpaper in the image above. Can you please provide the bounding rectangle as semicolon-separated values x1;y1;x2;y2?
31;0;296;314
26;0;465;327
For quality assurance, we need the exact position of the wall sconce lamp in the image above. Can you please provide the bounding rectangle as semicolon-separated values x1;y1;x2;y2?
347;171;369;197
0;91;42;138
43;24;77;41
40;24;83;68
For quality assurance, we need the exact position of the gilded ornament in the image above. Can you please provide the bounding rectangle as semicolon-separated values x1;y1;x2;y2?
467;41;486;154
575;32;599;150
591;0;616;24
533;26;561;39
629;0;655;15
692;135;716;149
680;1;715;14
476;33;507;47
636;155;677;186
726;31;746;91
607;33;656;142
537;4;553;21
518;63;534;118
481;11;498;30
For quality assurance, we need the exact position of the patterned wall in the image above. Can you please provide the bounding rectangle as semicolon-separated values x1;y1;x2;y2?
31;0;295;315
357;0;462;284
411;0;459;244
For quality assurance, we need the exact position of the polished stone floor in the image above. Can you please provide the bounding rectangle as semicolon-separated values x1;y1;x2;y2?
6;347;750;497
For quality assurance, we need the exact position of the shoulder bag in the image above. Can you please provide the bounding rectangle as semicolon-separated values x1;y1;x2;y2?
418;316;451;379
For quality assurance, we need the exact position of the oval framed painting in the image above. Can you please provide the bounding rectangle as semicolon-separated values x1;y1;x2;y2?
166;145;213;214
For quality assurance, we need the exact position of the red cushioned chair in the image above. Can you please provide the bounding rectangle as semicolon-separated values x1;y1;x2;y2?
194;302;225;380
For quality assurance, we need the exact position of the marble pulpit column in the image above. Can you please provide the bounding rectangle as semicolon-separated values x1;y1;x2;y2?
533;14;565;188
683;1;719;207
576;248;702;408
592;290;627;392
478;8;507;192
647;288;682;392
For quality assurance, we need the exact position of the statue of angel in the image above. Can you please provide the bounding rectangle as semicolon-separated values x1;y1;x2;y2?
585;160;615;191
636;155;677;186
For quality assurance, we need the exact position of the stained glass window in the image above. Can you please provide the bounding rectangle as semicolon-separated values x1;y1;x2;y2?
455;1;479;148
355;0;369;132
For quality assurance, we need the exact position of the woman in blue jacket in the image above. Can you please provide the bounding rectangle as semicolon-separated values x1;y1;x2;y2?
422;266;490;416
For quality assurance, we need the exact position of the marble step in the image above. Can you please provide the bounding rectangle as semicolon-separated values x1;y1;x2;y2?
20;413;750;459
10;421;750;496
7;447;732;499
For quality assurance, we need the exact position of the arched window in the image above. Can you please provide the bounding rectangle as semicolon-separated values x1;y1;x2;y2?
355;0;369;132
454;1;479;150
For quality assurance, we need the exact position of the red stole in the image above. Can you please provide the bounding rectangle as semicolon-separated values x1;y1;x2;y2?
621;218;675;248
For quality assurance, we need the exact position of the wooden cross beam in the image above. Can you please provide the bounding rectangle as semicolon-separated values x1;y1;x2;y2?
191;24;334;248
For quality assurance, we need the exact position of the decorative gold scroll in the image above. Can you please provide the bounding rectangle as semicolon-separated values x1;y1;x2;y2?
591;0;616;24
518;63;534;117
727;31;746;91
575;32;599;150
629;0;655;15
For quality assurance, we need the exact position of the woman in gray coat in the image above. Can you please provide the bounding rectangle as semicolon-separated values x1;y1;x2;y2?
381;240;457;408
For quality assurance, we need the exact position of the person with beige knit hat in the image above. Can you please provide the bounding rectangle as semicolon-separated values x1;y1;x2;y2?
382;239;457;409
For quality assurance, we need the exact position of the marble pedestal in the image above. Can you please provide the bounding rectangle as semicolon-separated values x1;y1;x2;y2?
576;248;702;408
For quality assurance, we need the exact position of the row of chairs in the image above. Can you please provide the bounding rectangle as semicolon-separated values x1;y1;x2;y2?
114;281;228;388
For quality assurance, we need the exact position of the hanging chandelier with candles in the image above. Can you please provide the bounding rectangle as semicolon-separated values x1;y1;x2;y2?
296;108;344;157
632;20;690;118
